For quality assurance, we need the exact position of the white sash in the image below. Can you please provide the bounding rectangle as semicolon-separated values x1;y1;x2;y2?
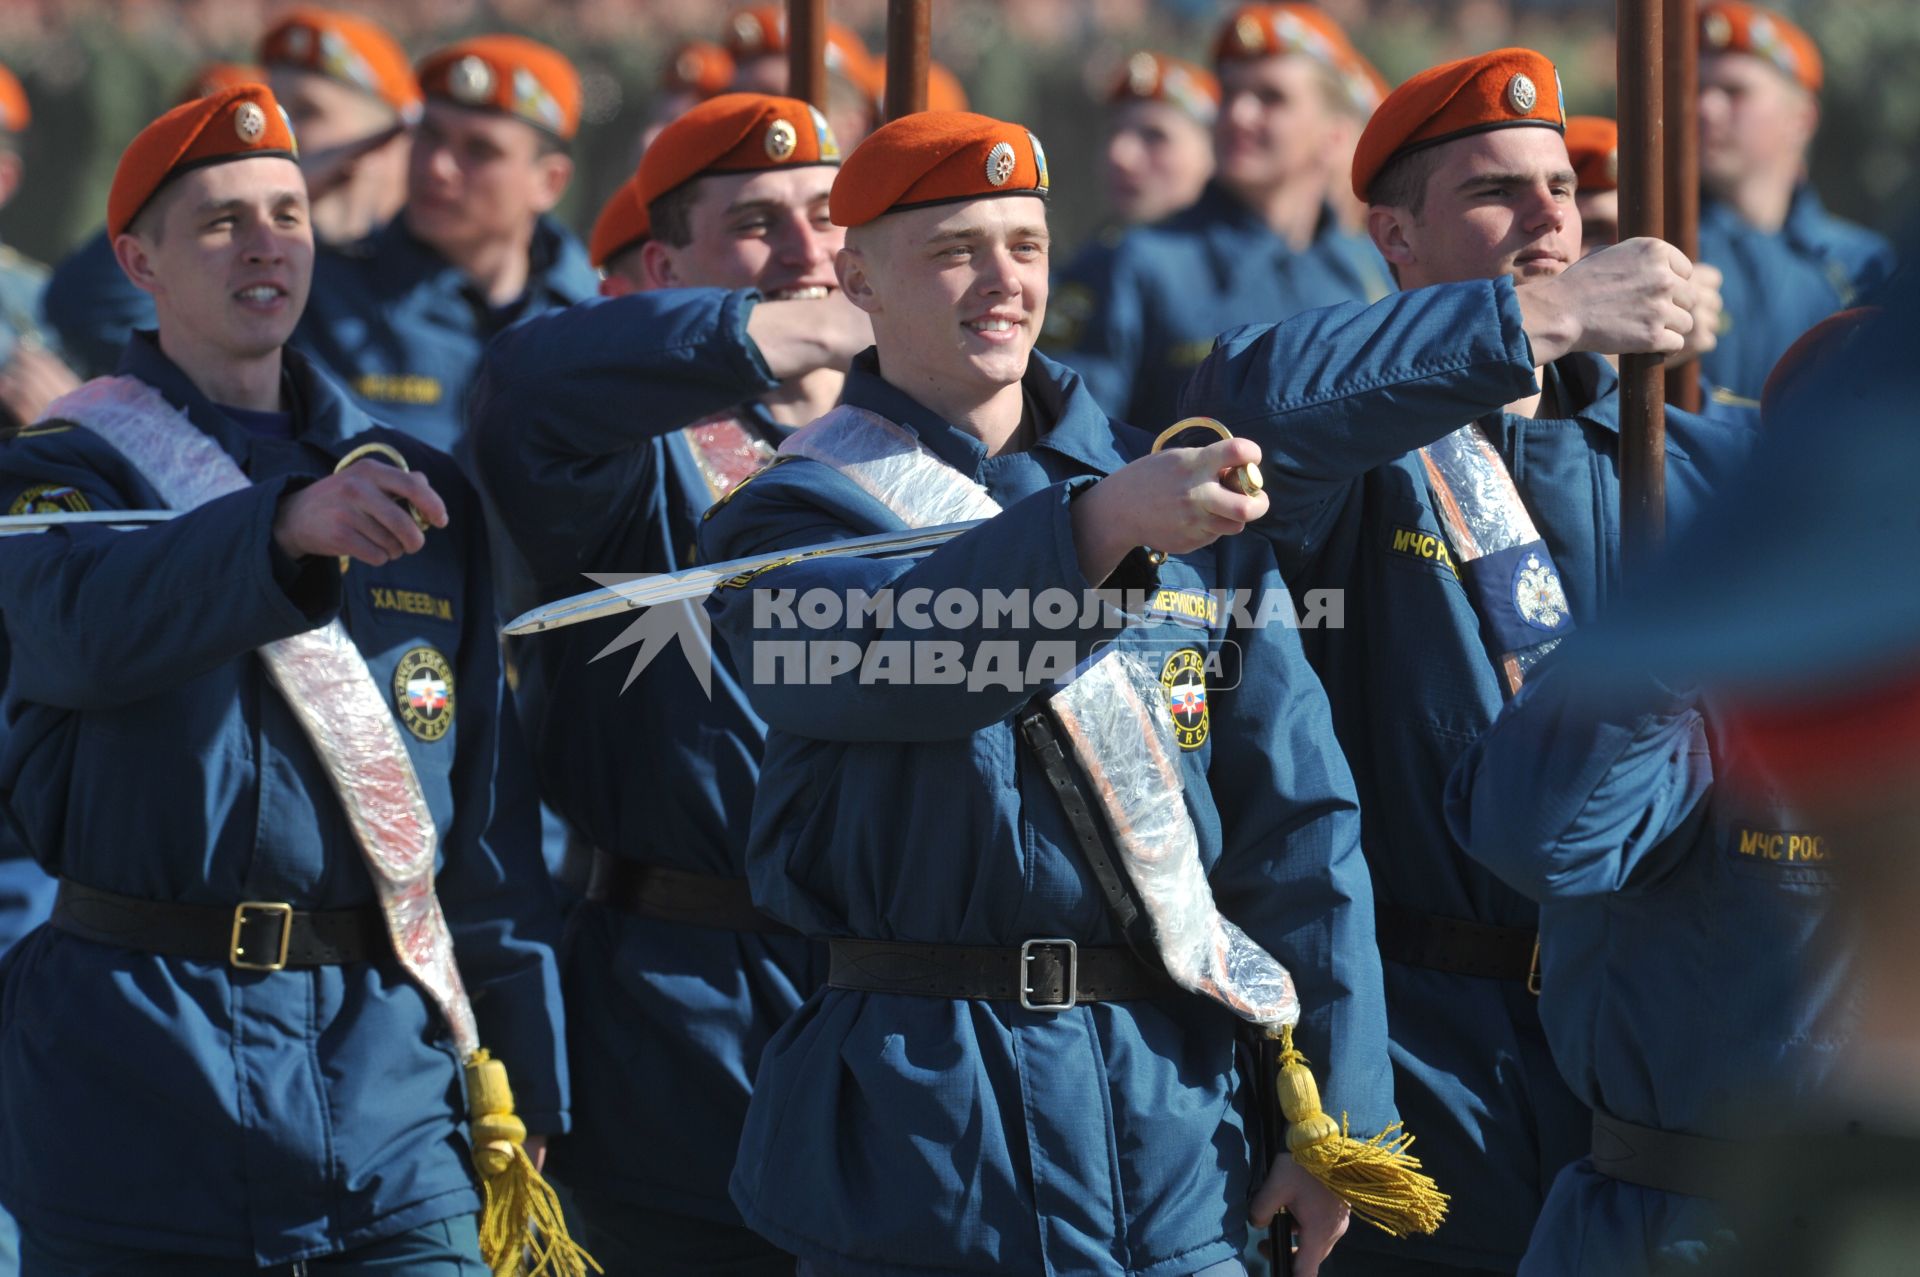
43;377;480;1056
780;407;1299;1025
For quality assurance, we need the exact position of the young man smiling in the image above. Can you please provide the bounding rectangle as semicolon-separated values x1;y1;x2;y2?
472;94;870;1274
0;83;565;1275
700;109;1407;1277
1178;47;1754;1277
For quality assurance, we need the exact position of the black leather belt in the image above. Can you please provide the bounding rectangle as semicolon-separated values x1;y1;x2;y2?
50;880;387;971
1376;902;1541;991
827;938;1167;1010
1590;1110;1735;1200
586;851;793;934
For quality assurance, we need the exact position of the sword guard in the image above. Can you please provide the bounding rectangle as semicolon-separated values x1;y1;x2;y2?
334;441;431;532
1150;416;1263;497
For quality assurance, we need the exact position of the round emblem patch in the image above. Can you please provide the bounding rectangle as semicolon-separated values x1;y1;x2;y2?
8;483;90;516
393;646;455;742
1127;52;1159;96
1506;73;1538;115
1512;551;1569;632
1703;11;1733;48
1160;649;1210;751
765;117;798;162
234;101;266;143
447;55;495;104
985;141;1016;187
732;12;765;50
1234;14;1266;53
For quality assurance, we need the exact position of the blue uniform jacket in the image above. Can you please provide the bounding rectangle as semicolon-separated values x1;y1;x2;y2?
1698;186;1895;400
1040;182;1392;431
1179;279;1762;1268
471;286;827;1225
700;350;1395;1277
1444;664;1851;1274
0;335;568;1264
41;229;152;380
296;214;596;458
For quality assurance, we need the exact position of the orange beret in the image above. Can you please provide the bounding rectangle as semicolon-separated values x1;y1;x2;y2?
1700;1;1821;92
589;176;650;269
638;93;840;208
1109;52;1220;124
1564;115;1618;192
1213;4;1357;73
723;7;877;94
176;62;267;106
261;8;423;121
417;35;580;140
830;110;1048;229
109;83;298;238
0;62;28;134
663;40;736;99
1352;48;1566;201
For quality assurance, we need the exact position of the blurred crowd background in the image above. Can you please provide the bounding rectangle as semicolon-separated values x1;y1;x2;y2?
0;0;1915;270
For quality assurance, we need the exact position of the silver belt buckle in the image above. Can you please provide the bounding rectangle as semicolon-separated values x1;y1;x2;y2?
1019;937;1078;1011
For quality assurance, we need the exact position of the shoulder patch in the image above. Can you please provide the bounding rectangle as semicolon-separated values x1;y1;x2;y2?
703;451;796;519
9;483;91;516
393;645;455;741
1385;524;1460;578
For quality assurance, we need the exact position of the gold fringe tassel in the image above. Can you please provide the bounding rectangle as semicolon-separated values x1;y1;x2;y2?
465;1050;603;1277
1271;1024;1450;1238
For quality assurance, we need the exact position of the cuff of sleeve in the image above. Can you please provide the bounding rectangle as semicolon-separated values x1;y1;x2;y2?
1491;275;1542;379
251;475;341;630
516;1110;570;1137
728;289;783;393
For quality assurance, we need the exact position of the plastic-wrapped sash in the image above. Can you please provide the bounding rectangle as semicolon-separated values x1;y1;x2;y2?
41;377;480;1056
680;413;776;505
780;405;1301;1026
1419;423;1573;696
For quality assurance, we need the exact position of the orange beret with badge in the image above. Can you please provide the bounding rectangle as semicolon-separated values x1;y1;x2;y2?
589;176;651;270
664;40;737;99
1213;4;1356;71
417;35;581;140
1699;1;1821;92
0;61;28;135
830;110;1048;229
1352;47;1566;201
176;62;268;106
638;93;841;208
1564;115;1618;193
261;7;423;121
109;83;298;238
1110;51;1220;125
723;6;879;97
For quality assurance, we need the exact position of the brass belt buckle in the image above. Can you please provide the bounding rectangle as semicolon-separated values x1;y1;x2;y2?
1020;938;1079;1012
231;901;295;971
1527;935;1543;996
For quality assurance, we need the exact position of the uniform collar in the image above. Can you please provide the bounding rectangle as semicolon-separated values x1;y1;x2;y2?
373;212;596;307
1185;180;1343;251
839;348;1131;481
116;330;377;463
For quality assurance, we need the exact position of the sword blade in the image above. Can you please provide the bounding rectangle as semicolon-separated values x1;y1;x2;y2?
0;511;177;535
502;519;985;637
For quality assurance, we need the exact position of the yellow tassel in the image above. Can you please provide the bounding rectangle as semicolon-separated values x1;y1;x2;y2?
465;1050;602;1277
1272;1024;1450;1238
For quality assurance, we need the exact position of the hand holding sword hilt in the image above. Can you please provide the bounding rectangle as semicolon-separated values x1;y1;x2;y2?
1142;416;1264;565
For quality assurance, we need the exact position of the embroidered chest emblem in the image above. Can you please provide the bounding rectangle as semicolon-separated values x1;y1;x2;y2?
393;645;455;741
1159;648;1210;750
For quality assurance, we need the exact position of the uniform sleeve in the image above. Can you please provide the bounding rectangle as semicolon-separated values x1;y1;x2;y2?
1204;543;1395;1134
1442;658;1712;901
430;460;569;1132
1037;237;1146;421
1177;278;1539;559
0;431;340;711
700;462;1144;742
472;287;779;575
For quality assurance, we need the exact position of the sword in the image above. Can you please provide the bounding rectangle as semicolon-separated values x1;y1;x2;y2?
500;520;985;637
0;511;176;535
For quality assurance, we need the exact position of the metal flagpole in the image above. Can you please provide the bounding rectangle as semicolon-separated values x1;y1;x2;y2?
883;0;931;121
789;0;828;109
1663;0;1702;414
1620;0;1669;572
